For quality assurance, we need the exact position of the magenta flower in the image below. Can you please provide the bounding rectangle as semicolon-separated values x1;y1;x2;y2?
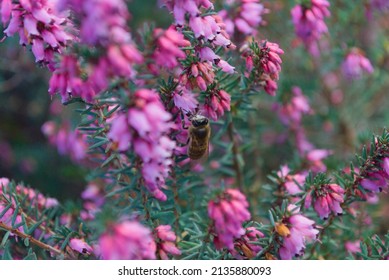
208;189;251;250
276;87;311;127
99;221;156;260
0;177;10;189
345;240;361;255
69;238;93;255
259;41;284;80
277;165;307;195
342;48;374;80
48;55;87;102
277;204;318;259
360;172;388;193
172;87;199;113
154;225;181;260
230;227;264;259
291;0;330;56
1;0;74;69
107;114;132;152
305;183;345;219
53;0;143;100
243;40;284;96
204;89;231;120
153;25;190;70
80;183;105;221
108;89;176;201
220;0;268;37
42;121;88;163
160;0;214;25
181;61;215;91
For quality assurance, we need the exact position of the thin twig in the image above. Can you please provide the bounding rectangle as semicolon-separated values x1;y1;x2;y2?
0;222;65;257
171;168;180;233
227;120;244;191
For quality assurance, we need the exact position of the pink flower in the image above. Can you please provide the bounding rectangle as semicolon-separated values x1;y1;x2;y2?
0;0;12;25
107;114;132;152
0;177;10;189
219;0;269;37
208;189;251;250
342;48;374;80
276;87;311;126
42;121;88;163
204;89;231;120
81;183;105;220
108;89;176;201
69;238;93;255
54;0;143;100
360;172;388;193
216;60;235;74
277;165;307;195
259;41;284;80
305;183;345;219
242;40;284;96
160;0;214;25
1;0;74;69
48;55;87;102
345;240;361;255
153;25;190;70
291;0;330;56
277;204;318;259
99;221;156;260
172;87;199;113
155;225;181;259
230;227;265;259
181;61;215;91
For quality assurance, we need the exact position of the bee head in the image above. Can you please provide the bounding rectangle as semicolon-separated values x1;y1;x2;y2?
190;115;209;127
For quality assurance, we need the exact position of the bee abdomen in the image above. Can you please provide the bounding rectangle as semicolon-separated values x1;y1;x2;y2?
188;145;207;160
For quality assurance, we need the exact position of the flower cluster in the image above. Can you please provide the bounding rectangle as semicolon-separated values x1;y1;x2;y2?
242;40;284;96
99;221;156;260
41;120;88;163
230;227;264;259
305;183;345;219
48;55;88;102
274;87;331;173
108;89;176;201
0;178;24;234
276;204;318;259
203;89;231;120
80;183;105;221
154;225;181;260
219;0;269;37
359;157;389;193
50;0;143;101
160;0;235;121
208;189;251;250
69;238;93;255
0;0;74;70
1;178;59;241
291;0;330;56
277;165;307;195
341;48;374;80
152;26;191;71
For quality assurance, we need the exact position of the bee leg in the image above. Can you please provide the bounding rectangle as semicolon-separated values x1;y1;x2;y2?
180;111;189;129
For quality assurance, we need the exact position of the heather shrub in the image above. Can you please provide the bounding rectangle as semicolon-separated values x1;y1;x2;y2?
1;0;389;260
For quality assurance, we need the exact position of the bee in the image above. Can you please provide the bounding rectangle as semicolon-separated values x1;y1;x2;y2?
187;113;211;160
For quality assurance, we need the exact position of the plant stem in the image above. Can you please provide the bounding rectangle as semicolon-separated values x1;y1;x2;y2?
0;222;65;257
171;168;180;234
227;119;244;191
